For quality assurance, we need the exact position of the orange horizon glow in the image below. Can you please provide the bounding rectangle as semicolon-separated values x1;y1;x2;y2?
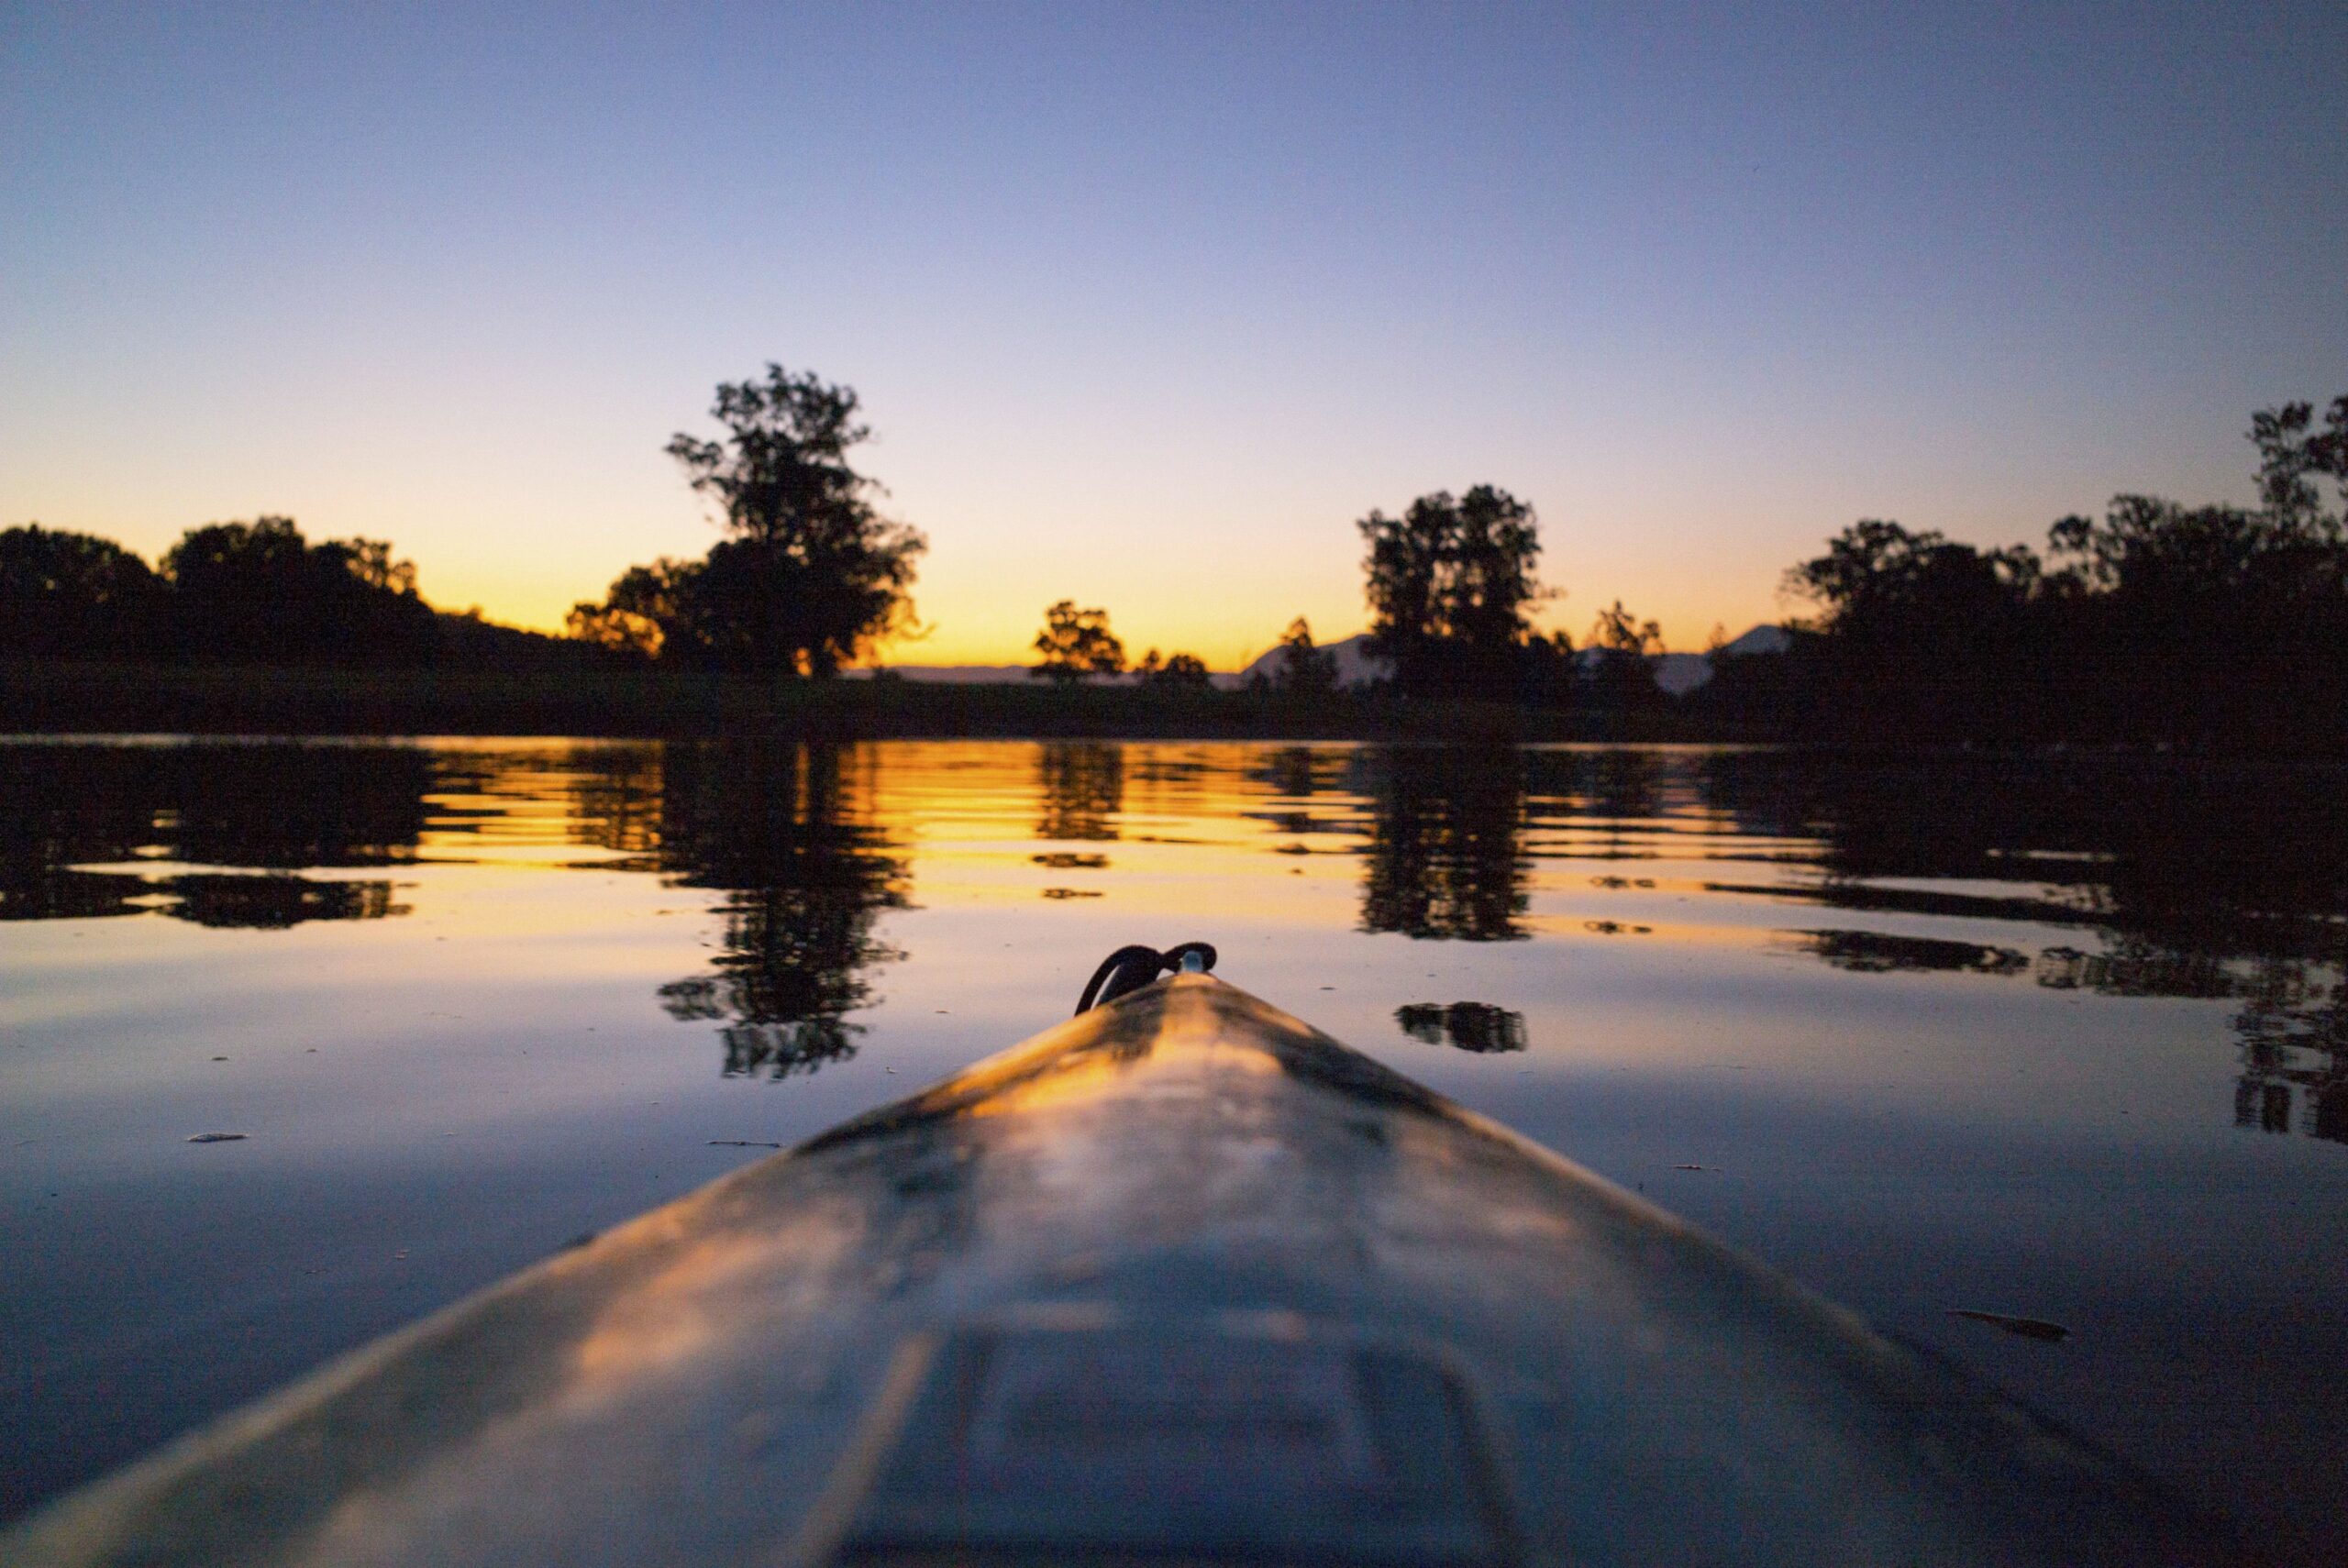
417;546;1793;670
38;491;1799;670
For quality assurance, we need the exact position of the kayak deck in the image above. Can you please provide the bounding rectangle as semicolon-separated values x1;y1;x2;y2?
10;975;2222;1566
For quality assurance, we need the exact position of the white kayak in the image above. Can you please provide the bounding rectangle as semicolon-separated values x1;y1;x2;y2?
5;971;2231;1566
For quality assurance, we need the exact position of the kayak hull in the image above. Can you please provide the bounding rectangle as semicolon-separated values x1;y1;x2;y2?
7;976;2224;1566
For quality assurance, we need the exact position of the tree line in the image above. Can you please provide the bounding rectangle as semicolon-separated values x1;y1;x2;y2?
1019;392;2348;749
0;514;603;669
1703;394;2348;746
9;515;455;667
8;363;2344;746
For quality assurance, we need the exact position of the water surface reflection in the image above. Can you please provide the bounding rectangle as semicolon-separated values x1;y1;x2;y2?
1396;1001;1528;1053
2;738;2345;1561
0;743;426;925
650;744;908;1079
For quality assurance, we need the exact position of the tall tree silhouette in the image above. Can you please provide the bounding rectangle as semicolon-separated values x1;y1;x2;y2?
1029;601;1125;683
668;365;925;675
1358;485;1547;699
577;366;924;675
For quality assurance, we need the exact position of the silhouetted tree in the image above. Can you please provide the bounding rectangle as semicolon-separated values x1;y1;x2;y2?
1135;648;1213;690
2041;491;2347;743
1030;601;1125;682
0;525;164;657
2250;394;2348;529
160;516;436;665
1763;393;2348;746
567;558;692;658
1359;485;1547;698
1781;519;2046;739
1160;652;1211;687
575;365;924;675
1268;616;1338;696
1581;601;1665;720
1787;519;2043;640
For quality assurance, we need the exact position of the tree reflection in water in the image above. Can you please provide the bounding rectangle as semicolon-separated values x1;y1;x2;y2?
1354;747;1528;941
649;743;909;1080
1700;749;2348;1144
1396;1001;1527;1053
0;742;422;926
1035;742;1124;843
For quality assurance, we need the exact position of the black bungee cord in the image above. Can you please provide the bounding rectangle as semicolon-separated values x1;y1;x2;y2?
1073;941;1218;1015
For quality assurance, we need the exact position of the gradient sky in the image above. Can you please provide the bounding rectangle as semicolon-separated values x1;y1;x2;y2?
6;2;2343;666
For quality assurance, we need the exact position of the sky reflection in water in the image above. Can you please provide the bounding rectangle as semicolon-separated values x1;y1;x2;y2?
2;738;2343;1560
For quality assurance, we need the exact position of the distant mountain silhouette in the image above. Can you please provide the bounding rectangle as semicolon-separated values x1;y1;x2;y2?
1233;635;1393;690
1711;623;1795;657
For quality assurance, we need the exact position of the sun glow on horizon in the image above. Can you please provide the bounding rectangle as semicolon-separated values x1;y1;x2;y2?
5;6;2332;669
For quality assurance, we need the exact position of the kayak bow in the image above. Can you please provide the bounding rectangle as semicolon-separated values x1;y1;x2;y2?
7;974;2225;1566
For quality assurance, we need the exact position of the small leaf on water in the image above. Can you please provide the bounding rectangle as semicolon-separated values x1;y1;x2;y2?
1948;1309;2070;1342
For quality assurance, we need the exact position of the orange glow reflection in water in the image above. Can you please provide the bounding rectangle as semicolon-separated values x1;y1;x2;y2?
3;738;2347;1562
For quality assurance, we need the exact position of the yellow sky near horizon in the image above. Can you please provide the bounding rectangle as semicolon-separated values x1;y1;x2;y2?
6;5;2327;678
421;541;1791;670
368;472;1803;669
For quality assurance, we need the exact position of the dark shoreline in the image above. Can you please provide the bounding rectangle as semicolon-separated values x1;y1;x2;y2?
11;658;2347;756
0;658;1721;743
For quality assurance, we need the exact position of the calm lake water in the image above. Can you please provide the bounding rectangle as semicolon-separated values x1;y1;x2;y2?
4;737;2344;1559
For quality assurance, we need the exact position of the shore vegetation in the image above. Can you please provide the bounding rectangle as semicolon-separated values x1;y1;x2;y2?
5;385;2344;749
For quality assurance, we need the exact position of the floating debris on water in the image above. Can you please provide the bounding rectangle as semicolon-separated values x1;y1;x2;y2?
187;1132;247;1143
1948;1309;2071;1342
707;1140;784;1148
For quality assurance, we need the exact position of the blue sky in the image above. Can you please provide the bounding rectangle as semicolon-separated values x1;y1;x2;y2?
5;2;2342;663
